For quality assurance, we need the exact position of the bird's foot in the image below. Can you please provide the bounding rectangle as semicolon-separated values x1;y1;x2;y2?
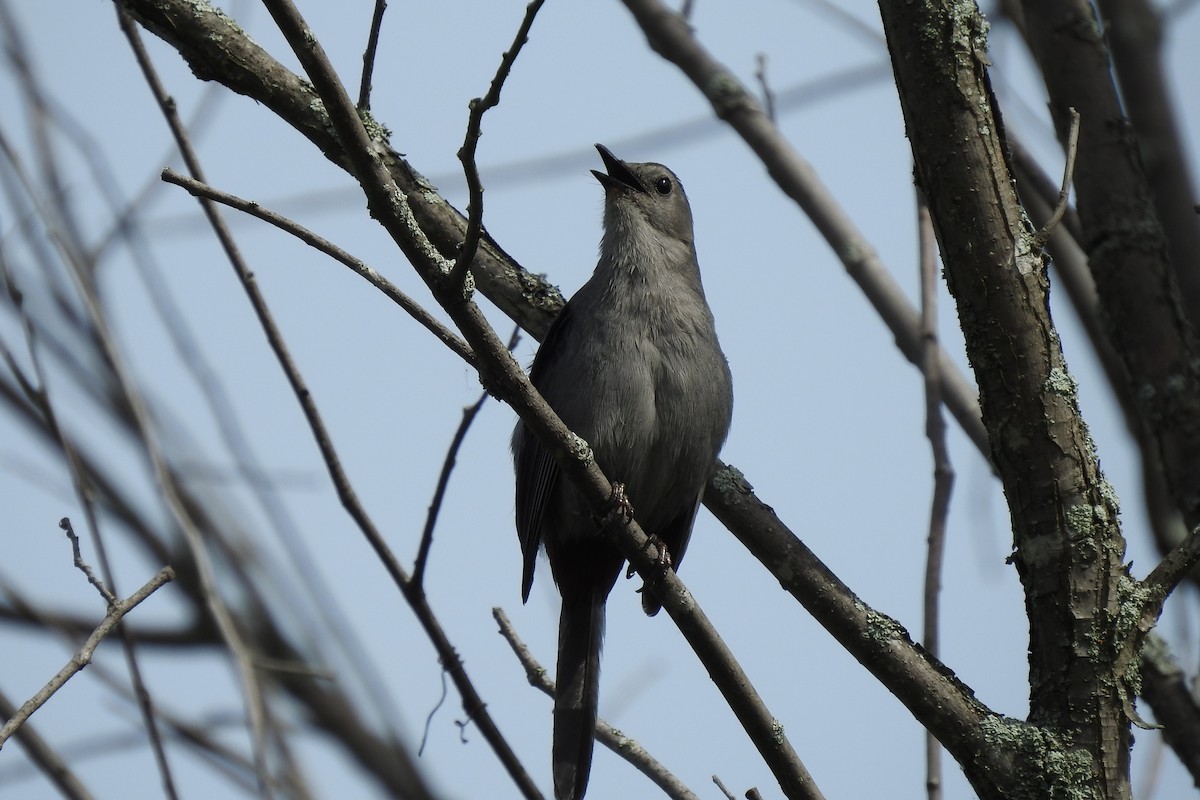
604;482;635;523
626;533;672;579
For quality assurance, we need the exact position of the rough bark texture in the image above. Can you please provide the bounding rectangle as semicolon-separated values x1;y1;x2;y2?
1095;0;1200;334
1139;633;1200;787
1020;0;1200;531
878;1;1131;797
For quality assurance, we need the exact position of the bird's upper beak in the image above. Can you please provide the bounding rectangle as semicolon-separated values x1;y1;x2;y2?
591;144;644;193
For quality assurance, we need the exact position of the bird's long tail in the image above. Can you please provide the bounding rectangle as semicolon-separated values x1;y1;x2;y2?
553;586;605;800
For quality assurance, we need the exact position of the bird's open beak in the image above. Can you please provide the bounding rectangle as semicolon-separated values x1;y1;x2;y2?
591;144;644;193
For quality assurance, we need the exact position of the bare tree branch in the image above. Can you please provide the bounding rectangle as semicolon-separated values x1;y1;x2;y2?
159;168;475;365
414;388;492;588
357;0;388;110
917;192;952;800
0;566;175;748
1031;106;1080;250
1021;0;1200;532
451;0;545;289
1138;633;1200;784
413;325;518;587
1096;0;1200;330
59;518;116;606
706;465;1004;775
1139;524;1200;622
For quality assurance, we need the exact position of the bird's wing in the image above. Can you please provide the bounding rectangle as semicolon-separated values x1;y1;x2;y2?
514;303;574;602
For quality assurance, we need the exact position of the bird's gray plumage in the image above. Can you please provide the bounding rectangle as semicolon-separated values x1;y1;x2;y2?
512;144;733;800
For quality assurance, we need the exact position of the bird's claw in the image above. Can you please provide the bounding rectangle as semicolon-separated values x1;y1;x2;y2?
626;533;672;579
605;482;635;523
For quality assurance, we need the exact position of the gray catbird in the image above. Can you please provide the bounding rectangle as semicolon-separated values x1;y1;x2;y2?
512;144;733;800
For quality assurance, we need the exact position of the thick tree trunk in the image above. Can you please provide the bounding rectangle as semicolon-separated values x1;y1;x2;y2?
879;1;1132;797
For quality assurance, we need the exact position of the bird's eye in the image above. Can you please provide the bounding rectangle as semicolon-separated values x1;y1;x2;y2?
654;176;672;195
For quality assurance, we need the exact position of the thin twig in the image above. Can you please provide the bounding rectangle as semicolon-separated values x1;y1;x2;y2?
413;391;488;587
712;775;736;799
1032;107;1080;249
755;54;776;123
59;517;116;606
1010;135;1084;244
357;0;388;110
493;608;701;800
450;0;546;289
159;168;474;366
252;656;335;681
1140;524;1200;621
414;326;520;586
917;191;953;800
0;566;175;748
417;670;451;756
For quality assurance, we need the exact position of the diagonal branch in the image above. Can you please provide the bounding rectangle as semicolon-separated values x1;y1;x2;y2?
1137;523;1200;629
414;387;492;588
159;168;475;365
0;567;175;749
706;465;995;768
1030;107;1080;250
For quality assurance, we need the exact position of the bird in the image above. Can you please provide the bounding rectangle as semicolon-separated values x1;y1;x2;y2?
512;144;733;800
